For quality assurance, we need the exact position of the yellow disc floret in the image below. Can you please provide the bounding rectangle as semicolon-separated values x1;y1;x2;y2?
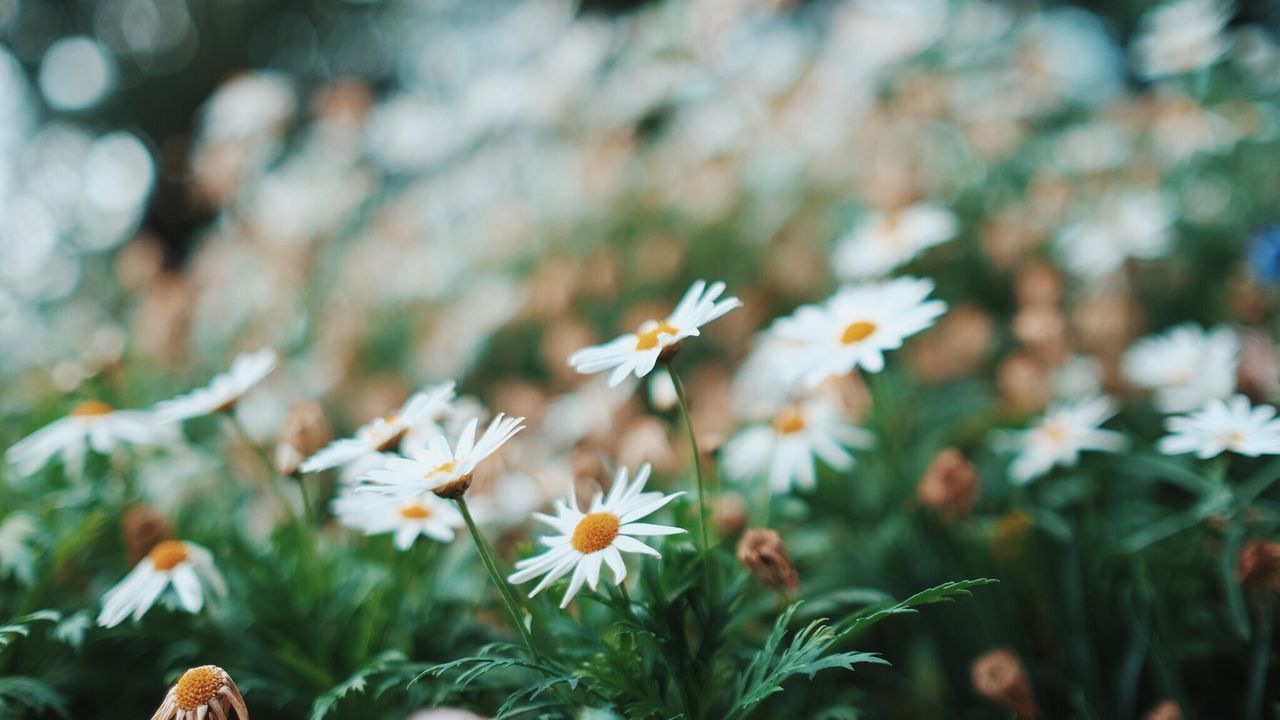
772;407;807;435
840;321;877;345
571;512;621;553
148;540;189;571
174;665;225;711
399;503;432;520
71;400;114;417
635;320;678;351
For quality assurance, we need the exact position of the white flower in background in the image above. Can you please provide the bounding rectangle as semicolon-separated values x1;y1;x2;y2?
333;489;464;549
648;369;679;412
568;280;742;387
832;203;958;280
97;540;225;628
300;382;455;473
4;401;175;476
508;464;684;608
773;276;947;387
1123;324;1238;413
1052;354;1105;402
722;397;875;493
1005;396;1128;484
1055;190;1176;279
1133;0;1230;78
360;414;525;498
1158;395;1280;458
153;348;277;422
542;377;635;450
0;513;37;585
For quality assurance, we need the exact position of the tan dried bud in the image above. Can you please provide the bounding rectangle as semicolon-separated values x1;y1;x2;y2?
909;305;995;383
1015;261;1063;309
131;272;193;367
122;505;174;565
997;353;1051;414
1143;700;1182;720
1230;272;1271;325
406;710;488;720
917;449;981;519
712;492;749;537
971;649;1037;719
1013;305;1068;365
1238;330;1280;402
1072;292;1142;361
1238;539;1280;591
115;235;166;295
273;401;332;476
617;416;679;474
737;529;799;591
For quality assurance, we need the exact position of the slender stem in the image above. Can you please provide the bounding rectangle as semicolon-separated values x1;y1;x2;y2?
455;497;541;660
224;412;303;525
665;363;711;558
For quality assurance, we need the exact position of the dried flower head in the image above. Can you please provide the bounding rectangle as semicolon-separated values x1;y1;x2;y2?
274;401;333;476
1238;539;1280;591
736;529;799;591
712;492;749;537
917;449;980;519
151;665;248;720
122;506;174;565
971;648;1037;719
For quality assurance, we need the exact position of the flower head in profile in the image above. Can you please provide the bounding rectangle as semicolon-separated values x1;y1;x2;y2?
150;665;248;720
832;203;958;280
5;401;175;477
154;348;277;422
722;396;874;493
508;464;684;608
300;382;455;474
568;280;741;387
1158;395;1280;459
359;413;525;499
98;540;225;628
332;488;464;549
773;277;947;387
1005;396;1128;484
1122;323;1238;413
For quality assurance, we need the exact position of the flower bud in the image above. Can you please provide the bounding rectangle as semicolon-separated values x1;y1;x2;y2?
1238;539;1280;591
971;648;1037;719
736;529;799;591
917;449;980;520
273;401;332;476
122;505;174;565
712;492;748;537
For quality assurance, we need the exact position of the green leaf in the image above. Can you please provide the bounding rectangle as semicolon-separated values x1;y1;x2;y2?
0;609;62;653
309;650;408;720
835;578;998;639
0;677;69;719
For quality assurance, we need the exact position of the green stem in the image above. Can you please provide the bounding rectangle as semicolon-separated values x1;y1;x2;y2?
665;363;711;559
224;413;304;525
455;497;541;660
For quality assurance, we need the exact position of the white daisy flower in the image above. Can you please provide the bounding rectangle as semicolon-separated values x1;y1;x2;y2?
332;488;464;549
832;203;958;280
1122;323;1238;413
1005;396;1129;485
5;401;175;477
153;348;278;422
568;280;742;387
150;665;249;720
1158;395;1280;458
508;464;684;608
97;540;225;628
300;382;456;474
359;413;525;499
1054;190;1175;280
772;277;947;387
722;397;875;493
1132;0;1229;79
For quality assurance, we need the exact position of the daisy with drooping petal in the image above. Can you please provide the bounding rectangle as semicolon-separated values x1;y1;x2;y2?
359;413;525;499
1158;395;1280;458
1005;396;1128;484
722;396;875;493
300;382;456;473
568;280;742;387
150;665;248;720
332;488;464;549
772;277;947;387
153;348;278;422
98;540;226;628
508;464;684;608
5;401;176;477
1122;323;1238;413
832;203;958;280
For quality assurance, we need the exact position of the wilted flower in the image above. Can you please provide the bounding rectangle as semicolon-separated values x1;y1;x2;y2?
1237;539;1280;591
1123;324;1238;413
721;396;874;493
736;528;799;591
153;348;277;422
1158;395;1280;458
5;400;174;477
508;464;684;608
971;648;1037;719
917;448;980;519
300;383;455;474
568;280;741;387
360;414;525;499
150;665;248;720
1004;396;1128;484
831;202;958;280
273;401;333;476
332;489;464;549
98;540;225;627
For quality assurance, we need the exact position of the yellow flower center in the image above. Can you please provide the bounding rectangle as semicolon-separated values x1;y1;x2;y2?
148;540;189;571
1041;421;1067;444
425;460;458;478
175;666;224;711
71;400;113;417
635;320;678;351
840;321;877;345
371;415;408;452
571;512;621;554
772;407;807;435
399;503;432;520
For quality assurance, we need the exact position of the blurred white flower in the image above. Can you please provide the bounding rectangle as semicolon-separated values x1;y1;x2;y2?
569;280;742;387
5;401;175;476
648;369;678;412
832;203;958;280
1133;0;1230;78
0;513;36;585
1005;396;1128;484
1123;324;1238;413
153;348;278;422
1055;190;1176;280
333;489;464;549
542;377;635;450
508;464;683;608
301;383;455;474
360;414;525;498
97;540;225;628
722;396;874;493
1159;395;1280;458
199;72;296;143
